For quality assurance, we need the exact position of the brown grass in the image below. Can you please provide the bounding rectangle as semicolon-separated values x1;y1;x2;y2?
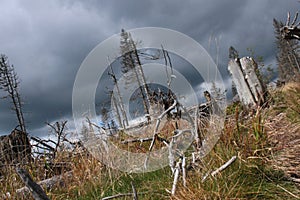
1;84;300;199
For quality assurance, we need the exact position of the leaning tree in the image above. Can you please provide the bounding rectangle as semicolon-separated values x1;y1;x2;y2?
0;55;26;132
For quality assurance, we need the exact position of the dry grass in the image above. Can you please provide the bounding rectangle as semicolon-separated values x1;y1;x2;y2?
266;82;300;180
1;84;300;199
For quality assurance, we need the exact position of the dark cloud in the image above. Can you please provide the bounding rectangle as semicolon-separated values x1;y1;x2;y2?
0;0;299;135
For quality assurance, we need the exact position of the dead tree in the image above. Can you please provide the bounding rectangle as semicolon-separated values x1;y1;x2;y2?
240;57;266;105
0;55;31;169
46;121;68;159
120;29;152;117
0;129;31;168
31;136;55;156
274;17;300;83
280;12;300;40
0;55;26;132
228;55;267;106
107;57;128;127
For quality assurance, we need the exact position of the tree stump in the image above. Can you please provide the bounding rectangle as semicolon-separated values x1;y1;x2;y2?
0;129;31;169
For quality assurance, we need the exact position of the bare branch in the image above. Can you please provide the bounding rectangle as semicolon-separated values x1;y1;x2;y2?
202;156;237;182
101;192;148;200
46;121;68;159
291;11;299;26
122;136;169;144
31;136;55;152
277;184;300;199
171;160;181;195
149;100;177;152
131;181;138;200
286;12;291;26
182;156;187;187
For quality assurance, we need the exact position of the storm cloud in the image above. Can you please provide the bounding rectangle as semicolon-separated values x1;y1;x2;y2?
0;0;298;136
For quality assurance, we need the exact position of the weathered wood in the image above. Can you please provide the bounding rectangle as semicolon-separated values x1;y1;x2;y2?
148;100;177;152
228;57;267;106
228;58;255;105
16;171;73;195
171;160;180;195
0;129;31;167
240;57;266;105
16;167;50;200
202;156;237;182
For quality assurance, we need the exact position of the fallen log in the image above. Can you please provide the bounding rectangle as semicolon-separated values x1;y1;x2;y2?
16;169;72;197
16;167;50;200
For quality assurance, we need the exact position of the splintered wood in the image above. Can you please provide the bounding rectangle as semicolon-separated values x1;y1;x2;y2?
228;57;266;106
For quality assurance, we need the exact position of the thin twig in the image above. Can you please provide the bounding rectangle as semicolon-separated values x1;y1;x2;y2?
101;193;136;200
131;181;138;200
46;121;68;159
202;156;237;182
30;136;55;152
211;156;237;177
101;192;148;200
122;136;169;144
122;137;152;144
286;12;291;26
291;12;299;26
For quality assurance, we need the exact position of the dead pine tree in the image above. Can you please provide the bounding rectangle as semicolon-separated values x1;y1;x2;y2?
0;55;32;168
0;55;26;133
120;29;152;118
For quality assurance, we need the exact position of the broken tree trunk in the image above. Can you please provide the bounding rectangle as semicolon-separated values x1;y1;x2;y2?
228;58;255;105
228;57;266;106
0;129;31;168
16;168;50;200
240;57;266;105
16;170;73;196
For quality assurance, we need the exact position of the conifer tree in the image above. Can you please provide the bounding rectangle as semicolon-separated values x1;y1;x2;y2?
120;29;151;116
0;55;26;132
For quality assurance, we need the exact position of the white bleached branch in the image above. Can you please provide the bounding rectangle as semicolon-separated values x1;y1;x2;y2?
202;156;237;182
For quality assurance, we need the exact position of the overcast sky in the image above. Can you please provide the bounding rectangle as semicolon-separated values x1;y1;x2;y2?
0;0;299;136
